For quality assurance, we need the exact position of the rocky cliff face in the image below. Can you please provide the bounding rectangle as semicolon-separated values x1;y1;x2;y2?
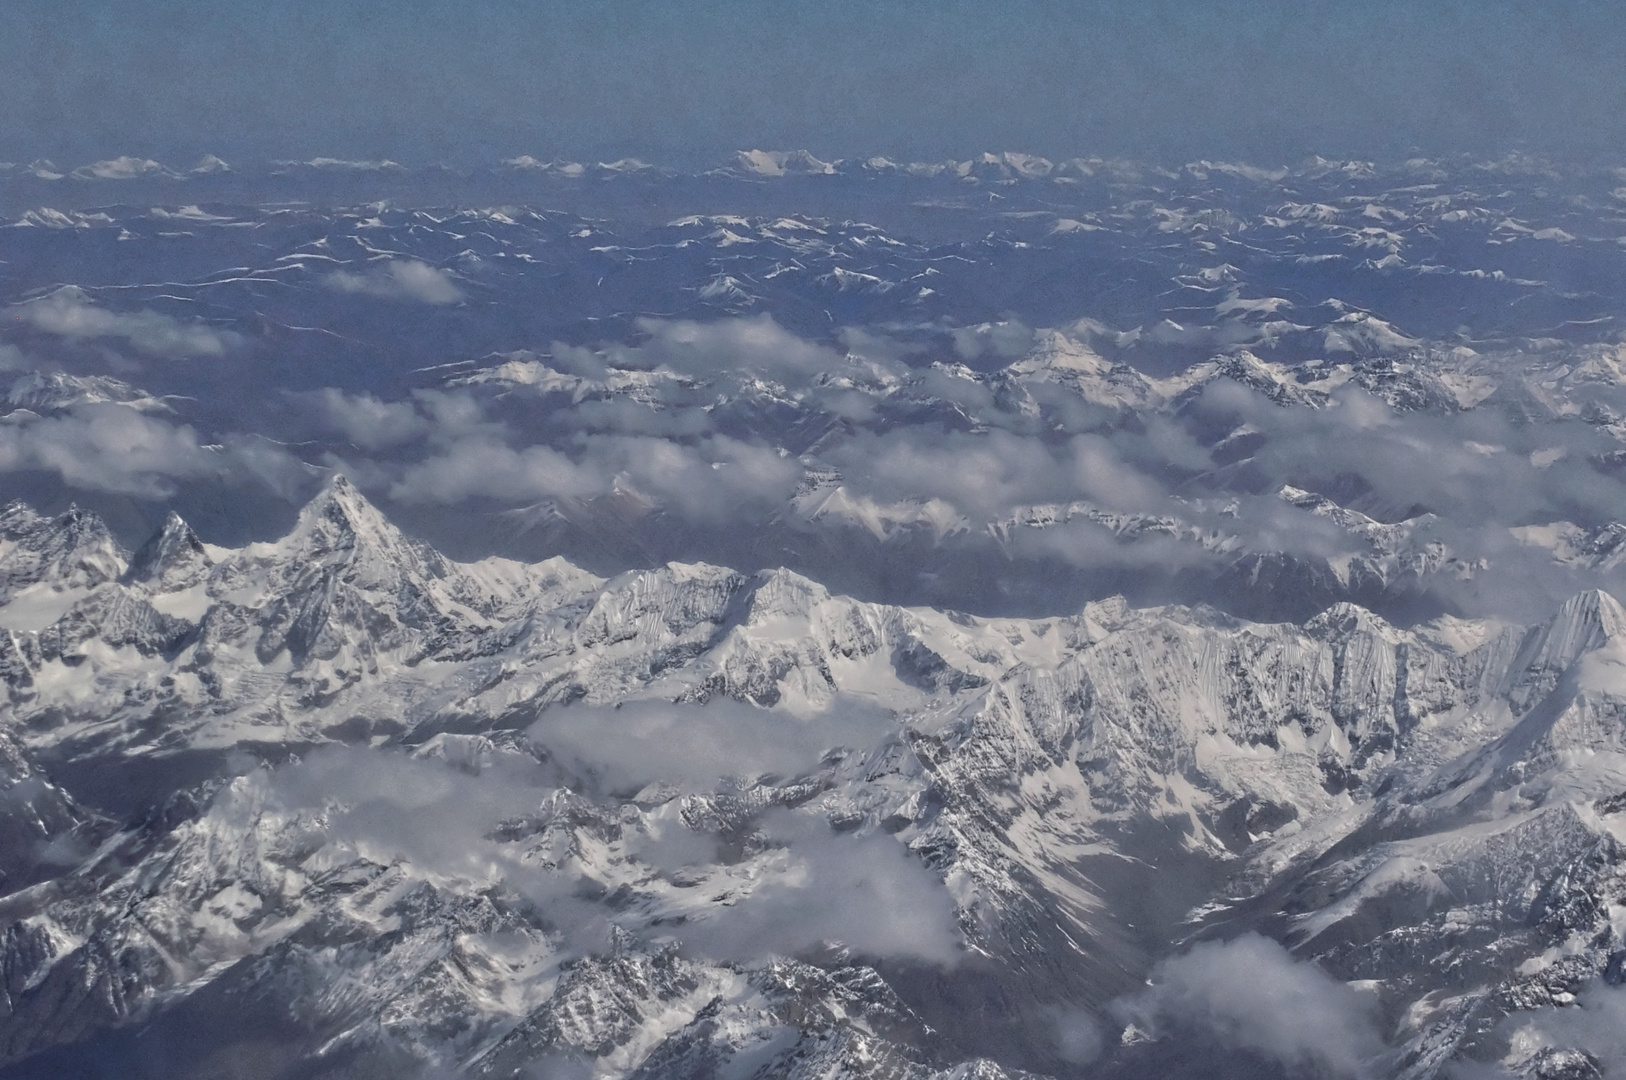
0;480;1623;1078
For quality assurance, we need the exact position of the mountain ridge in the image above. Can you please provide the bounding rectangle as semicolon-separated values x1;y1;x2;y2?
0;482;1622;1076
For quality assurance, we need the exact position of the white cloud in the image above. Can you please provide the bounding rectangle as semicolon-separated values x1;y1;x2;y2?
388;431;801;519
608;434;802;519
16;287;238;357
1070;433;1168;510
951;319;1037;361
531;699;892;791
257;736;960;966
828;428;1171;520
629;314;845;379
0;402;300;497
324;260;464;304
1484;980;1626;1078
278;317;1626;622
526;701;958;964
665;808;963;964
304;389;431;450
562;397;715;438
1113;934;1384;1079
386;439;601;504
251;744;560;897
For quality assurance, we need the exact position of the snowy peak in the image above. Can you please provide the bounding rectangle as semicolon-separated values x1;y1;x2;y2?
185;477;452;675
1302;600;1402;642
1428;591;1626;808
5;371;169;414
1548;587;1626;647
1500;587;1626;710
278;473;431;578
123;511;211;591
176;477;608;680
747;565;834;622
0;502;126;603
294;471;385;534
734;149;839;176
69;156;181;181
189;154;231;174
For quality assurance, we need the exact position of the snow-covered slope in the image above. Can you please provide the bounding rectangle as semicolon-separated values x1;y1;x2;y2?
0;481;1622;1077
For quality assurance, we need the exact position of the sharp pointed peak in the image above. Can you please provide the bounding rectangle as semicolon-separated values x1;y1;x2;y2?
153;509;197;539
1304;601;1399;640
317;471;359;499
1567;585;1622;607
287;472;415;557
1501;588;1626;708
124;510;209;587
1544;587;1626;635
299;473;384;523
135;509;192;539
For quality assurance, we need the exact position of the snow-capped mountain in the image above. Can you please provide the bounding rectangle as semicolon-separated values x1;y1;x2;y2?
0;479;1620;1077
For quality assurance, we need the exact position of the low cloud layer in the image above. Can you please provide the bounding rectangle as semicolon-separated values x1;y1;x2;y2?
1461;981;1626;1079
15;288;239;357
300;316;1626;619
7;300;1626;622
324;260;464;304
1113;934;1384;1079
530;698;892;792
388;431;801;519
306;389;432;451
0;402;300;497
250;727;961;968
668;808;963;964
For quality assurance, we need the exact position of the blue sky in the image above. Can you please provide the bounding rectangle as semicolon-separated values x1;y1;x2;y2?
3;0;1622;166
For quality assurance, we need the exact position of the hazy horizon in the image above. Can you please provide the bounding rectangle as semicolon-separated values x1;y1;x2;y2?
4;0;1623;168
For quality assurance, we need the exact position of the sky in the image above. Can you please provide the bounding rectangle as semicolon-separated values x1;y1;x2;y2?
3;0;1624;168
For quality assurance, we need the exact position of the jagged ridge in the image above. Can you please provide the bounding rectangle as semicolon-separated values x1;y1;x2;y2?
0;482;1622;1078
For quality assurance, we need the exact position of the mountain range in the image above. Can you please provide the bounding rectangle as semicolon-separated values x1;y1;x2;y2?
0;478;1619;1077
4;149;1626;1077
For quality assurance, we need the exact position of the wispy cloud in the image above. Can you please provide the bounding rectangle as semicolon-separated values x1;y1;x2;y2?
531;699;892;791
324;260;464;304
0;402;300;497
254;733;961;966
1469;981;1626;1078
303;388;432;450
387;430;800;519
666;807;963;964
1113;934;1384;1079
15;287;238;357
